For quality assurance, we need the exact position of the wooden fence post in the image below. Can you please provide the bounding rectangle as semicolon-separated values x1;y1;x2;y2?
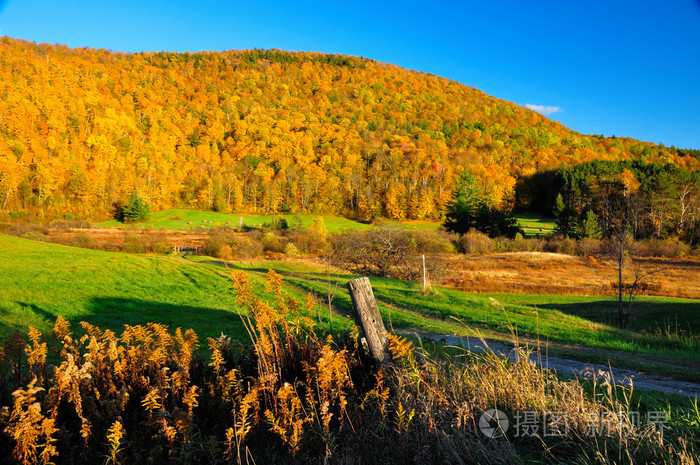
347;277;389;364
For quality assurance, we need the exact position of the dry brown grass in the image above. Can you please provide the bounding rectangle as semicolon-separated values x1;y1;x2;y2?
440;253;700;299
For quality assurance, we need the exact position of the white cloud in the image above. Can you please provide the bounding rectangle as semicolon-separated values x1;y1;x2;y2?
525;104;563;116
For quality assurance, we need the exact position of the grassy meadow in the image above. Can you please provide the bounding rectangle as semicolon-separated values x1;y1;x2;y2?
0;234;351;343
227;260;700;365
1;233;699;463
98;207;549;234
98;208;448;232
516;212;556;237
3;233;698;370
97;208;372;232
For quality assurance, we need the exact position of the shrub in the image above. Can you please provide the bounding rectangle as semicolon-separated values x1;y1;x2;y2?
284;242;300;258
263;215;289;230
332;226;417;279
644;238;691;258
144;231;171;254
457;229;494;255
202;234;227;257
495;233;545;252
230;236;263;259
544;236;577;255
47;220;92;231
122;234;147;253
409;229;456;254
217;244;234;260
576;237;602;256
202;232;264;259
260;231;286;254
20;231;47;242
290;228;328;255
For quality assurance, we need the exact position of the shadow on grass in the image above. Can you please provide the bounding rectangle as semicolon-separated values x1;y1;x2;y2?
14;297;249;343
536;300;700;335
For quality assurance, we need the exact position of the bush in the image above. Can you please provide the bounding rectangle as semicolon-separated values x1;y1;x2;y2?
643;238;691;258
284;242;300;258
144;231;171;254
20;231;47;242
203;232;264;260
260;231;286;254
409;229;456;254
122;234;147;253
230;236;263;259
544;236;577;255
457;229;494;255
202;234;228;257
494;233;545;252
0;222;47;238
290;228;328;255
332;226;416;279
263;215;288;230
576;237;602;256
217;244;234;260
47;219;92;231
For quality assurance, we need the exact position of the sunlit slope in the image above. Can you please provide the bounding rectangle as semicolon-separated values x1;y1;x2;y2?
1;37;697;220
0;234;248;340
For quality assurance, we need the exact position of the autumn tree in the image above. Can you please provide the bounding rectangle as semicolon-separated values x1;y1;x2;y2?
0;37;696;222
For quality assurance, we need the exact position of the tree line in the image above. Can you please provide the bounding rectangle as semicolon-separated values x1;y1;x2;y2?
517;160;700;243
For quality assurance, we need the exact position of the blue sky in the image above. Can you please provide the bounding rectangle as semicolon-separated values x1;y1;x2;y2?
1;0;699;149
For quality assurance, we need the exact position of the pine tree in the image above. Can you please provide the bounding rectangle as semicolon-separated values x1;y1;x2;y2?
553;193;577;238
443;172;485;235
118;193;150;223
579;210;602;238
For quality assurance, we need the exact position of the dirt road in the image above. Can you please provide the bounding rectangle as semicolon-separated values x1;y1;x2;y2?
409;332;700;398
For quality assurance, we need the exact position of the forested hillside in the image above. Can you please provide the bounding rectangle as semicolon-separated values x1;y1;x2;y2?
0;37;697;220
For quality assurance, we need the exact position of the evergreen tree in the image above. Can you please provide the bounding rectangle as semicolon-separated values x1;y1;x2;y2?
553;193;578;237
444;172;522;238
579;210;602;238
443;172;486;235
117;193;150;223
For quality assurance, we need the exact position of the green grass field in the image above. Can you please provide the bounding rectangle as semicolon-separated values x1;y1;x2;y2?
98;208;372;232
3;234;698;376
0;234;351;343
226;259;700;364
516;212;556;237
98;208;553;237
97;208;441;232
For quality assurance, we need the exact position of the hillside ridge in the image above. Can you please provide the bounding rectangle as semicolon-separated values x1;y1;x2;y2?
0;37;697;220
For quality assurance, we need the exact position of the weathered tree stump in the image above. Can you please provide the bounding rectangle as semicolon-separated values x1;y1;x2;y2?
347;277;389;364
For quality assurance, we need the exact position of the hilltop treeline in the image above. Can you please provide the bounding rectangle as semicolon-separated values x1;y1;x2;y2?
518;160;700;242
0;37;697;220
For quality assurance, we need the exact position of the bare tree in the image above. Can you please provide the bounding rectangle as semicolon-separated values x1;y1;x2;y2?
603;223;633;328
331;226;416;280
602;189;634;329
601;188;662;329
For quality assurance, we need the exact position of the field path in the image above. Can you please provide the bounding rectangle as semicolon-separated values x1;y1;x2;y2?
404;331;700;398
